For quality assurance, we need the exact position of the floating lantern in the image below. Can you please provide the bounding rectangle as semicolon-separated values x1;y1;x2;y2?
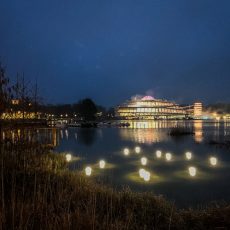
139;169;146;178
156;150;162;158
188;167;196;177
209;157;217;166
141;157;147;166
143;171;150;181
65;153;72;162
85;166;92;176
123;148;130;156
99;160;106;169
165;153;172;161
185;152;192;160
135;146;141;154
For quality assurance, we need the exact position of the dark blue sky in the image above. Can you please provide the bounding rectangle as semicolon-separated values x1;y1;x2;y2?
0;0;230;106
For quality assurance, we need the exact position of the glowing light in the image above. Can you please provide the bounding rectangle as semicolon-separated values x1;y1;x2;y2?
85;166;92;176
123;148;130;156
185;152;192;160
209;157;217;166
143;171;150;181
188;167;197;177
65;153;72;162
135;146;141;154
141;95;154;100
139;169;150;181
141;157;147;166
156;150;162;158
165;153;172;161
99;160;106;169
216;116;220;121
139;169;146;178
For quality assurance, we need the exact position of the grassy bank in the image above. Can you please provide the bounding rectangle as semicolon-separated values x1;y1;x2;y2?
0;140;230;229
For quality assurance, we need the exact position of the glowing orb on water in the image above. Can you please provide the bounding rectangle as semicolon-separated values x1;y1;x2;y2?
188;167;197;177
123;148;130;156
99;160;106;169
65;154;72;162
143;171;150;182
85;166;92;176
209;157;217;166
165;153;172;161
156;150;162;158
141;157;147;166
135;146;141;154
185;152;192;160
139;169;146;178
139;169;150;181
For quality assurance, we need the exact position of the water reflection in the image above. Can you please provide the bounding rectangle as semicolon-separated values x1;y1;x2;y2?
194;120;203;142
77;128;97;146
1;128;59;147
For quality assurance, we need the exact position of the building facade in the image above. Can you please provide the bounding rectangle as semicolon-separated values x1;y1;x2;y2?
116;96;202;120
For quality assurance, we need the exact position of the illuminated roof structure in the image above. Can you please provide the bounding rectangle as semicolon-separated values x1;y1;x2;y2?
141;96;155;101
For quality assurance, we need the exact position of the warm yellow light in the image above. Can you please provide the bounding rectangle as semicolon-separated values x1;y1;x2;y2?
188;167;196;177
185;152;192;160
99;160;106;169
123;148;130;156
85;166;92;176
216;116;220;121
209;157;217;166
156;150;162;158
65;153;72;162
135;146;141;154
165;153;172;161
141;157;147;166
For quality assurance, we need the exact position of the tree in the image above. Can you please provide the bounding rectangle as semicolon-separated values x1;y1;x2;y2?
77;98;97;121
0;63;12;117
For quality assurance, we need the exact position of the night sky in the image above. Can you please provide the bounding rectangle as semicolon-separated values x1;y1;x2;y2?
0;0;230;107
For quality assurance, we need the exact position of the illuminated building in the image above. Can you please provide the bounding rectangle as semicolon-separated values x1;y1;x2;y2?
116;96;202;120
0;99;41;120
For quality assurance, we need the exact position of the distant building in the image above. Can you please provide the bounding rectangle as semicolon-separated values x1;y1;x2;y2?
116;96;202;120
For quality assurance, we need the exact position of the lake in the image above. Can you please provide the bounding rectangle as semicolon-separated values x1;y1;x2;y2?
55;120;230;207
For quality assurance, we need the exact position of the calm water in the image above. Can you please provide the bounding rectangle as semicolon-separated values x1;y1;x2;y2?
55;120;230;207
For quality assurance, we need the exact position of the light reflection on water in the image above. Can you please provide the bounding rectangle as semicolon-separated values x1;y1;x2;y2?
2;120;230;206
55;120;230;207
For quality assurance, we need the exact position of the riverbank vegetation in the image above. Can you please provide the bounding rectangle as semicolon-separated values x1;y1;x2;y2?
0;138;230;229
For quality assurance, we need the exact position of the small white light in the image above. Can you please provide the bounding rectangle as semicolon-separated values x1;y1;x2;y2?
85;166;92;176
135;146;141;154
188;167;196;177
141;157;147;166
209;157;217;166
65;153;72;162
165;153;172;161
156;150;162;158
185;152;192;160
139;169;146;178
99;160;106;169
123;148;130;156
143;171;150;181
